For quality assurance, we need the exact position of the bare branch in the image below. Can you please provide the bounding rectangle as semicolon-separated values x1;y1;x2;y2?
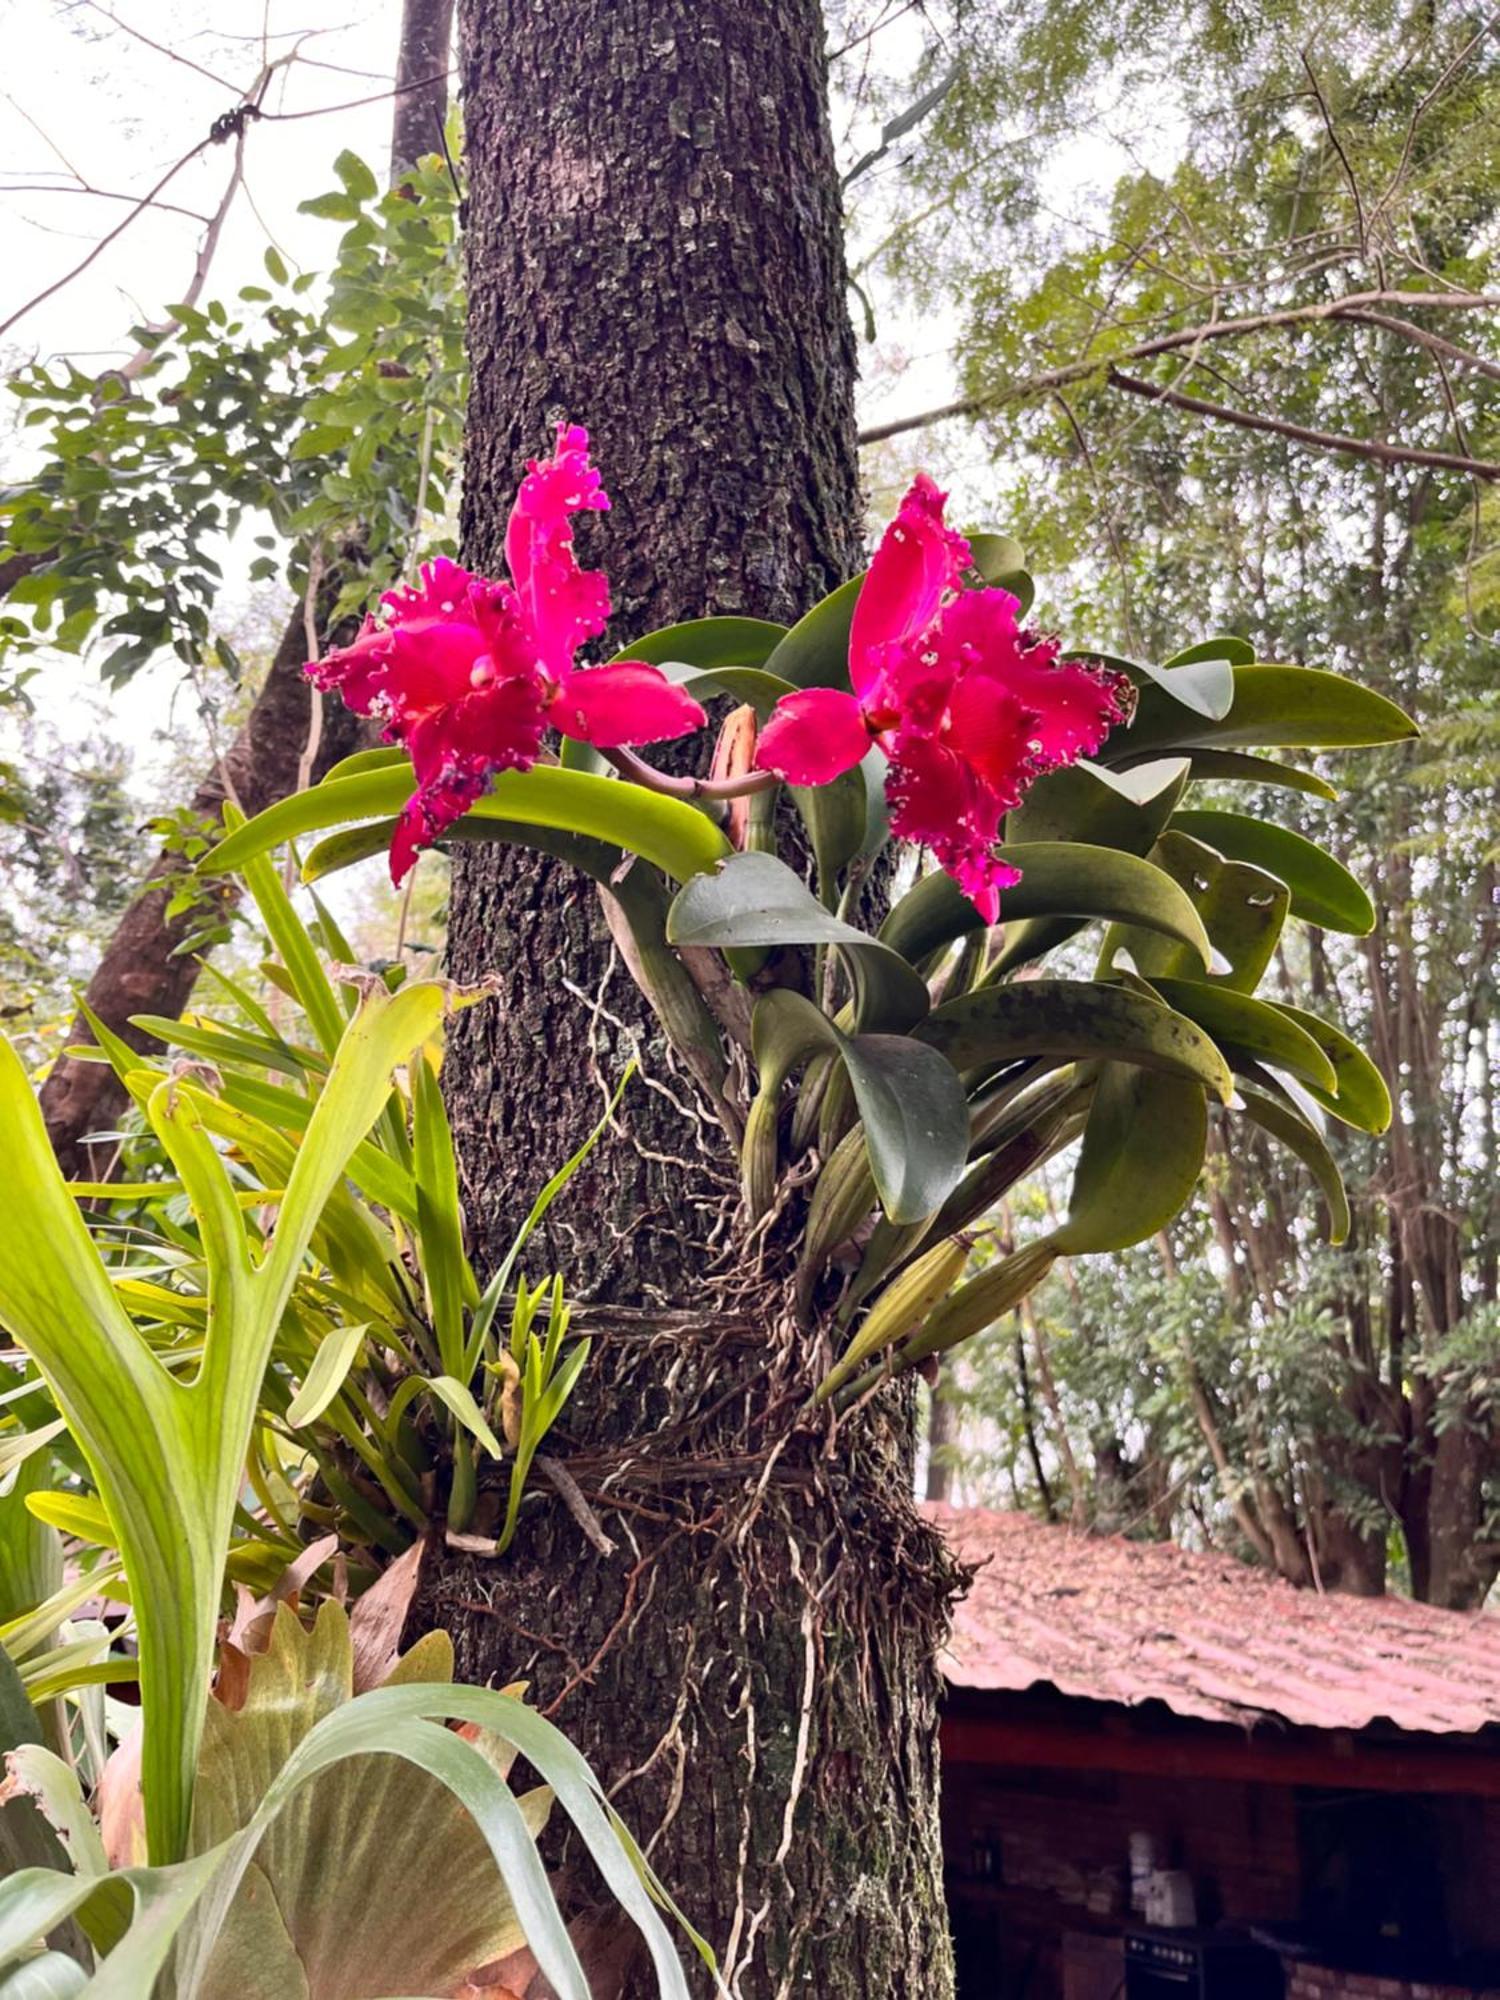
1301;49;1374;273
857;288;1500;444
79;1;239;90
0;137;216;341
1105;368;1500;481
0;183;213;224
1338;309;1500;387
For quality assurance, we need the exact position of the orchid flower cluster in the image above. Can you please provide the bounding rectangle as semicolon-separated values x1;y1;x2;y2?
311;425;1131;915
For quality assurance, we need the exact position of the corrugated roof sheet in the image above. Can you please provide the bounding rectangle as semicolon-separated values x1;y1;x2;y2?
925;1502;1500;1737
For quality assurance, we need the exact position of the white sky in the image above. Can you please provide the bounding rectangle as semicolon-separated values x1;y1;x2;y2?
0;1;1153;797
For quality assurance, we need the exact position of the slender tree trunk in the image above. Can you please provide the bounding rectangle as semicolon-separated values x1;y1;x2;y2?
925;1375;961;1503
420;4;959;1995
391;0;456;179
36;14;456;1174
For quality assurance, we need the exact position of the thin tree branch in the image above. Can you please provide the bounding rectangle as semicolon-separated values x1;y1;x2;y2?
1338;309;1500;387
857;289;1500;444
79;1;239;90
1106;368;1500;480
0;182;213;223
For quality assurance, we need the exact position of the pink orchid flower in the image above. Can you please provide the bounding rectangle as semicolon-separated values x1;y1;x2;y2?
754;474;1133;921
310;424;706;881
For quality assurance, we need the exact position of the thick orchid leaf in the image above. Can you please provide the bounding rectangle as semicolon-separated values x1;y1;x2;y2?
320;745;410;785
1102;832;1289;992
206;767;730;887
1070;644;1236;722
1148;978;1337;1092
1107;663;1418;760
791;761;869;898
667;851;930;1030
882;844;1212;970
1128;747;1338;801
762;575;862;691
917;980;1234;1102
607;615;788;672
1237;1085;1351;1243
656;660;797;715
1272;1002;1392;1133
1169;809;1375;934
1048;1065;1208;1255
992;761;1189;974
750;990;969;1224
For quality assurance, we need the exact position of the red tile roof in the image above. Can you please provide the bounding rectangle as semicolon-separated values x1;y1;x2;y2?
925;1503;1500;1738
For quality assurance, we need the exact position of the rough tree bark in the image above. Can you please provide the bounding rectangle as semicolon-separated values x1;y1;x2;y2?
35;7;456;1175
419;2;960;1995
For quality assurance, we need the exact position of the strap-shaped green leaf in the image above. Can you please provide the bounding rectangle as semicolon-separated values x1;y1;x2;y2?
882;844;1212;970
1169;808;1375;934
206;767;730;885
1148;977;1337;1092
1101;832;1289;992
1272;1001;1392;1133
1128;747;1337;800
1110;663;1418;758
749;989;969;1225
1238;1084;1351;1243
607;614;788;672
917;979;1234;1102
1047;1064;1208;1254
667;851;930;1030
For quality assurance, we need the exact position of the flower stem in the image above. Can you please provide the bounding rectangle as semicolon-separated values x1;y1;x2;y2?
603;744;780;802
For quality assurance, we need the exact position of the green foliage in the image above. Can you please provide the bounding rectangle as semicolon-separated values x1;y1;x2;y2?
0;149;464;703
0;1603;694;1997
214;539;1403;1412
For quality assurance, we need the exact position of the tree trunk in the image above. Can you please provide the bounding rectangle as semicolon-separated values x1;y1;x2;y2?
36;17;456;1176
925;1375;961;1504
391;0;455;178
420;3;960;1995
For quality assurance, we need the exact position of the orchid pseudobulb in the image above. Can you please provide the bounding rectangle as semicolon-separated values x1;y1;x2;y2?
309;424;706;881
754;475;1133;921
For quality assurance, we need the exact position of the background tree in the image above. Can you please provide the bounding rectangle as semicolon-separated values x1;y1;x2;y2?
897;6;1499;1607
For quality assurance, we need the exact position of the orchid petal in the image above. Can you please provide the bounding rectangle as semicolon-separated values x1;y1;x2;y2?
849;474;971;701
755;687;871;785
546;663;707;748
504;422;613;679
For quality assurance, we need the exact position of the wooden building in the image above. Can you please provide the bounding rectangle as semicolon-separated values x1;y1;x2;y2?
927;1504;1500;2000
